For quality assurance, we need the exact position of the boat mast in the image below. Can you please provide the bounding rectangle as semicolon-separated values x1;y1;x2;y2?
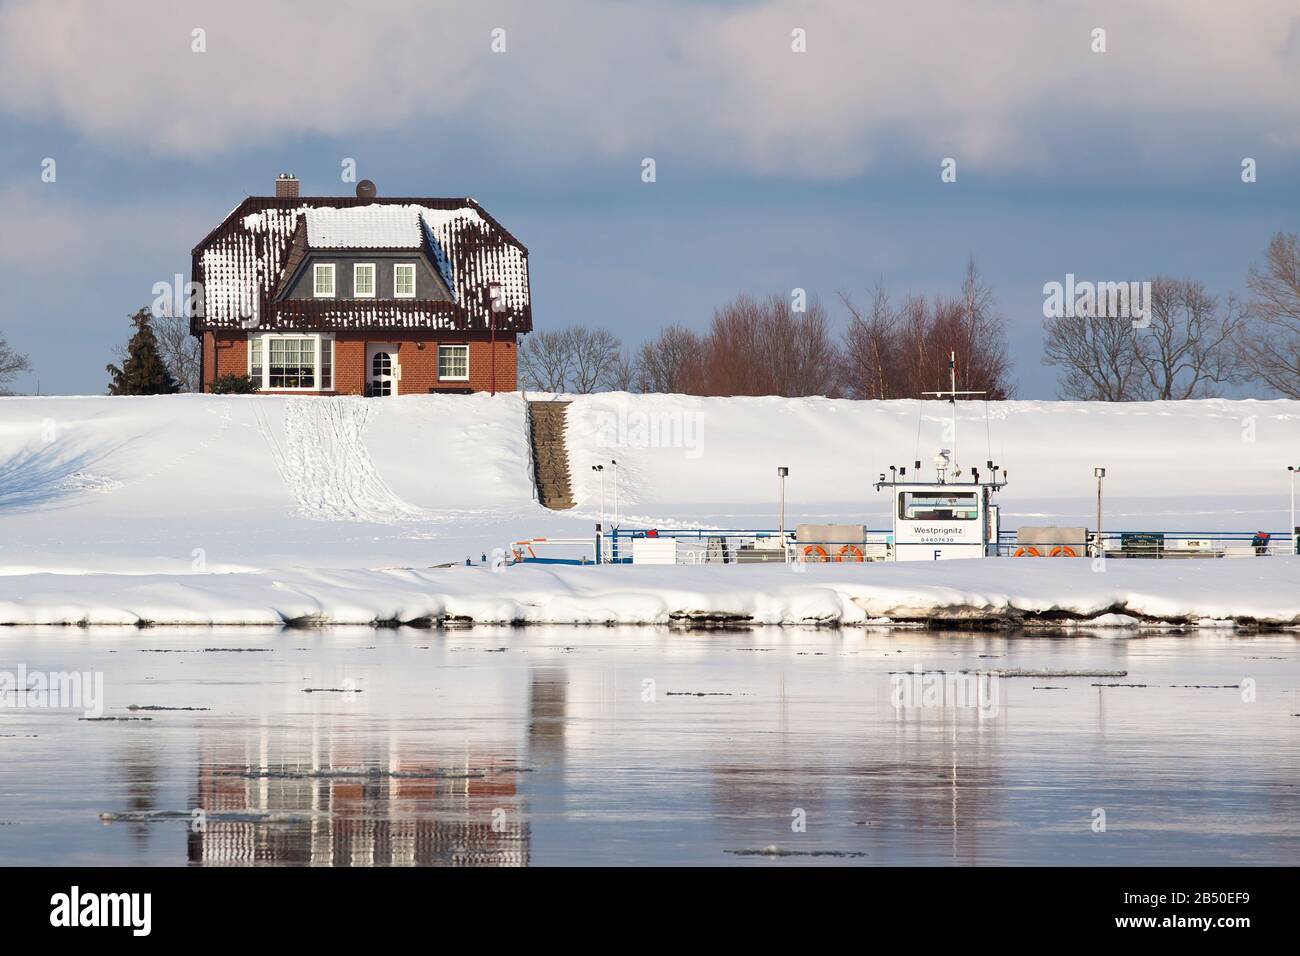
922;350;984;476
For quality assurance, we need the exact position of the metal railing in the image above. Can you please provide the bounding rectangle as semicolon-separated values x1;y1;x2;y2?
608;528;791;565
508;536;597;565
607;527;894;565
994;531;1298;560
604;527;1299;565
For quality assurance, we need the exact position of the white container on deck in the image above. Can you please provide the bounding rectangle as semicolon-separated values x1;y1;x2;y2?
632;538;678;565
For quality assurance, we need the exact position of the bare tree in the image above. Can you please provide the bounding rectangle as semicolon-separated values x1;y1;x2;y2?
1043;312;1146;400
1044;276;1247;400
604;350;639;392
700;292;839;397
568;327;625;393
636;324;706;393
518;329;573;392
840;284;897;399
0;332;32;395
153;315;201;392
1137;278;1247;399
839;259;1014;400
762;293;840;397
1239;232;1300;398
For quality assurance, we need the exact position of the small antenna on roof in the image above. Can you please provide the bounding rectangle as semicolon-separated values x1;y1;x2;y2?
356;179;377;200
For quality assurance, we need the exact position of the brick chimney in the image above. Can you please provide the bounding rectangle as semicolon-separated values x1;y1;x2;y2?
274;172;299;198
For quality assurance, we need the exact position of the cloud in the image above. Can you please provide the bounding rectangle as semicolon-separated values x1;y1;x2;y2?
0;0;1297;178
0;183;203;270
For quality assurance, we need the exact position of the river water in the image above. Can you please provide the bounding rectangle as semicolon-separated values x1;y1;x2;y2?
0;625;1295;866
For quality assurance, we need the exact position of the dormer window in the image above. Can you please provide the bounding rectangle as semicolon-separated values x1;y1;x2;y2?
313;263;335;298
394;264;416;298
354;263;375;298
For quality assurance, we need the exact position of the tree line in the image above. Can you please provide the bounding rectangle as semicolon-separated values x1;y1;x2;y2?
524;233;1300;402
2;231;1294;401
1043;232;1300;400
521;259;1015;399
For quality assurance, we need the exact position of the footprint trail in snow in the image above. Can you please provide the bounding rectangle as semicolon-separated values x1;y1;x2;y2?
274;397;437;523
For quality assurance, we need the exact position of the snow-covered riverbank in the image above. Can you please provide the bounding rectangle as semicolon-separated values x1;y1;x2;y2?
2;393;1300;577
2;558;1297;627
1;393;1297;623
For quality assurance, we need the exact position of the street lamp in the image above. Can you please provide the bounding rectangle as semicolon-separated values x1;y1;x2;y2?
592;464;605;523
777;466;789;545
1094;467;1106;557
1289;466;1299;555
488;282;505;396
610;459;619;527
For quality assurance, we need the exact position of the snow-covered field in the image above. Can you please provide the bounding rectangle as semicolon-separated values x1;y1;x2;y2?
0;392;1297;625
565;392;1300;532
0;393;543;575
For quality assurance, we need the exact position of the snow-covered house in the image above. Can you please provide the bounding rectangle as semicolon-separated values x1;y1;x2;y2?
190;175;532;395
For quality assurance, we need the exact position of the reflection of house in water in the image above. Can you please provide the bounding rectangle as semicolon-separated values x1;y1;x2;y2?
187;725;529;867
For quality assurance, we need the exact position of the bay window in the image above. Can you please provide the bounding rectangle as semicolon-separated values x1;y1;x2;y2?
248;334;334;391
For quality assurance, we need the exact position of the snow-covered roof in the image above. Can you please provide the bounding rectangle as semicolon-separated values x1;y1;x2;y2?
305;205;427;248
194;198;531;333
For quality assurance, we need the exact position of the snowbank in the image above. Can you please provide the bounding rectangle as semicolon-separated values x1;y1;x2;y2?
1;392;1298;582
0;393;542;574
1;558;1296;627
565;393;1300;531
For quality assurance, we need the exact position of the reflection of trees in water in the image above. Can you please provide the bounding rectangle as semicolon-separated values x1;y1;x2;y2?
186;724;529;867
527;667;567;768
119;736;160;850
708;715;1004;864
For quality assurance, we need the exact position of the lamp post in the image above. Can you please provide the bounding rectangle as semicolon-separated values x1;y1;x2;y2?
777;466;789;546
1094;467;1106;557
592;464;605;524
488;282;504;396
610;459;619;527
1289;465;1298;555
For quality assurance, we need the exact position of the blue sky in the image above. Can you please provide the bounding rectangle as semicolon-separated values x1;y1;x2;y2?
1;0;1297;397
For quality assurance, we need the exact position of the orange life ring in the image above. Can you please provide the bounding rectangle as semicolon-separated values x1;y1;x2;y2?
802;544;829;562
1013;546;1040;558
1049;545;1077;558
836;544;864;563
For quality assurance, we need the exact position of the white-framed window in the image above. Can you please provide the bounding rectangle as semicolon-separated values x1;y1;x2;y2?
249;333;264;385
248;333;334;392
438;344;469;381
269;337;315;389
394;263;416;298
313;263;335;298
353;263;375;298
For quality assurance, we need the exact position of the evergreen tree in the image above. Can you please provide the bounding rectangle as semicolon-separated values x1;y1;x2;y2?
106;308;178;395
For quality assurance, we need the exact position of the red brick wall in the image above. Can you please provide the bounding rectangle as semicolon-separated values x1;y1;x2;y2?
200;330;519;394
200;332;248;390
334;336;366;395
391;333;518;394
